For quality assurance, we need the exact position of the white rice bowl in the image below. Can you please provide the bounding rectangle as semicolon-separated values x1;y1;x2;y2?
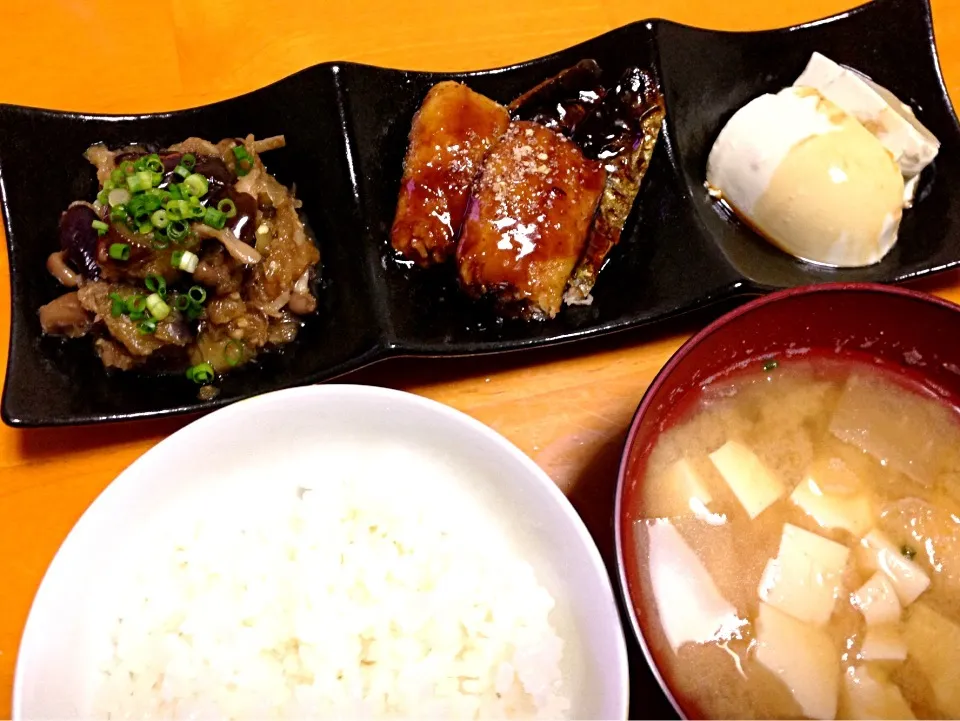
14;386;628;720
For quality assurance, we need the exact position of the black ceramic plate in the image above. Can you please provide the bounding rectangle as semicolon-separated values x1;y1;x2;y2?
2;0;958;427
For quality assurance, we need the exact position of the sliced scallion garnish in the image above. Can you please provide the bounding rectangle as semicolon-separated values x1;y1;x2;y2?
188;285;207;304
217;198;237;218
180;153;196;170
145;273;167;297
108;243;130;261
145;292;170;320
203;206;226;230
183;173;208;198
91;219;109;236
186;362;215;384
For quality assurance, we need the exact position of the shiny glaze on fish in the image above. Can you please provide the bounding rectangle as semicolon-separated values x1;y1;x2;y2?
391;81;510;265
457;121;606;319
511;63;665;303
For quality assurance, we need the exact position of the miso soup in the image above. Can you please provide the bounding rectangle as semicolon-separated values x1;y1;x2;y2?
625;357;960;720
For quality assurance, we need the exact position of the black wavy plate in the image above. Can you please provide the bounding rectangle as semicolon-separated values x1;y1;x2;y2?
2;0;958;427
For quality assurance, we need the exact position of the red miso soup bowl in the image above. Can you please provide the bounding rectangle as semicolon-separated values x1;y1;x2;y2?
614;282;960;719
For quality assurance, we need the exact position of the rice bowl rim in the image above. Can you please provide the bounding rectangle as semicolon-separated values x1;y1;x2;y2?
13;383;629;720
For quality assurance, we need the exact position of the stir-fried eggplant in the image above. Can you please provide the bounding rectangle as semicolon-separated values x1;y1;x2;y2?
39;135;320;391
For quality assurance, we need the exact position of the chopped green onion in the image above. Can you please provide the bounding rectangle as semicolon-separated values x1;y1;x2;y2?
138;318;158;334
186;362;215;384
133;157;147;172
91;219;109;236
96;188;110;205
152;234;170;250
181;153;196;170
217;198;237;218
108;243;130;261
138;221;154;235
167;219;189;241
110;168;125;184
168;183;183;201
110;205;128;222
203;206;226;229
144;155;164;174
172;249;199;273
188;285;207;304
126;295;147;315
145;292;170;320
109;292;125;317
232;145;251;161
183;173;208;198
145;273;166;297
151;172;163;187
120;160;135;175
762;360;779;372
126;171;154;193
151;209;169;229
108;188;131;207
173;164;190;179
224;340;244;366
186;304;203;320
186;198;205;219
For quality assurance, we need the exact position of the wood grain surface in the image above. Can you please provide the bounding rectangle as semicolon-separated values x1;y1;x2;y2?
1;0;959;715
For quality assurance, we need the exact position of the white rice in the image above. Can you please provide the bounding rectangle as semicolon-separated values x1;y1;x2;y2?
91;448;570;720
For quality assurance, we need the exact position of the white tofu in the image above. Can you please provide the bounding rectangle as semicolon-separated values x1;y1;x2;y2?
905;604;960;717
790;461;874;536
759;523;851;626
851;572;902;626
645;519;746;652
860;626;908;662
755;602;840;720
644;458;714;520
840;665;916;720
794;52;940;202
708;440;785;519
860;530;930;606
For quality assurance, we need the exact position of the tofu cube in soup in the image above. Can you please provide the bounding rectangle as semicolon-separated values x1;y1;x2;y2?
840;666;916;720
758;523;850;627
789;455;874;536
851;572;902;626
754;602;840;721
642;519;743;652
456;121;606;319
391;82;510;265
708;440;785;519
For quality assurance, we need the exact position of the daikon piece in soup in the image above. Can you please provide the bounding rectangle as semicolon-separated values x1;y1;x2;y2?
626;357;960;720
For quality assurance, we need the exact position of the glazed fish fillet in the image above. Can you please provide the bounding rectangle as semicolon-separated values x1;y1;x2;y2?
511;65;665;304
391;81;510;265
456;121;606;319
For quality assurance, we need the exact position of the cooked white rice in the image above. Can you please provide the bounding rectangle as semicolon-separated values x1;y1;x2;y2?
92;450;569;719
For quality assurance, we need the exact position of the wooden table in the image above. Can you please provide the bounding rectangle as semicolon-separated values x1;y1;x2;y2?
1;0;959;715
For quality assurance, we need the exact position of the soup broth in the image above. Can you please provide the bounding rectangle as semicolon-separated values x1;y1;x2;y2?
628;357;960;720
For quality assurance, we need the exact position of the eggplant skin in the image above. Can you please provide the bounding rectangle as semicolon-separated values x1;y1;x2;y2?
457;121;606;320
391;81;510;266
59;203;101;280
